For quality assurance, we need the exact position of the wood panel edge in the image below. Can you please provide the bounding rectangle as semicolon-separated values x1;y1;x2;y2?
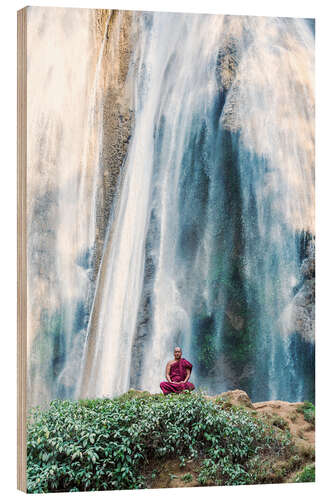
17;6;27;493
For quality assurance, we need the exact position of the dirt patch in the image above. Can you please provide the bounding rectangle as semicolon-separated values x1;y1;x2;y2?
252;400;315;449
146;457;202;489
246;398;315;483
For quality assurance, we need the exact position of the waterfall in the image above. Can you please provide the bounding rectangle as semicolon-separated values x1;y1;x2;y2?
27;9;315;405
220;17;315;401
27;8;108;405
79;12;228;398
79;13;314;401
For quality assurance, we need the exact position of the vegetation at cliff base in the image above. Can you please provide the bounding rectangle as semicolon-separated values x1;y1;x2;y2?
295;464;315;483
27;391;302;493
297;401;315;427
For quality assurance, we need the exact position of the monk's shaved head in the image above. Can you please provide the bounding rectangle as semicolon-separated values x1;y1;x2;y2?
174;346;182;360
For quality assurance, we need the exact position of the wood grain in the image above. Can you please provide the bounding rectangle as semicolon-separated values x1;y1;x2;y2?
17;6;27;493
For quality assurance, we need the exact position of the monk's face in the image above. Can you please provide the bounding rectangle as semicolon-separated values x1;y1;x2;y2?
174;348;182;360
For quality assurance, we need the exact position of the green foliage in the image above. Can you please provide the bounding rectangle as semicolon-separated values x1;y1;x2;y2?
181;473;193;482
297;402;315;426
29;308;66;385
169;473;178;480
295;464;315;483
271;416;289;431
195;335;218;372
27;392;293;493
191;315;218;372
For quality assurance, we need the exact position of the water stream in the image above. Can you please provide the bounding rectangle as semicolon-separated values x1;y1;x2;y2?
79;13;315;401
27;10;315;405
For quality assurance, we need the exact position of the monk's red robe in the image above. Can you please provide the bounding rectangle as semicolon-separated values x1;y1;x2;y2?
160;358;195;395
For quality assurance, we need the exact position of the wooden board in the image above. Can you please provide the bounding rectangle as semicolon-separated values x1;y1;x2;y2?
17;6;27;493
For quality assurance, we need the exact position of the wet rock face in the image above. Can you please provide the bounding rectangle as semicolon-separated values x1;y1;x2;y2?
218;38;240;92
300;239;315;280
93;10;135;279
225;308;244;331
292;238;315;343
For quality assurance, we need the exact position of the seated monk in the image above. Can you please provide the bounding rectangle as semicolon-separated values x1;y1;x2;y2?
160;346;195;395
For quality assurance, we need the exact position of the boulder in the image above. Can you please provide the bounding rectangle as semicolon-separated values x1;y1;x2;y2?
217;389;255;409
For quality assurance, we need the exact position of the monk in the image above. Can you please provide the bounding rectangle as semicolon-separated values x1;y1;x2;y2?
160;347;195;395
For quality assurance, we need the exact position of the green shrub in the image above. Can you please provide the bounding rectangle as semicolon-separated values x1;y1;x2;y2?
295;464;315;483
27;392;293;493
181;472;193;482
297;402;315;426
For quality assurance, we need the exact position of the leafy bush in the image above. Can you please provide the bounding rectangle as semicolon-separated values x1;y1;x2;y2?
27;391;293;493
297;401;315;426
295;464;315;483
181;472;193;482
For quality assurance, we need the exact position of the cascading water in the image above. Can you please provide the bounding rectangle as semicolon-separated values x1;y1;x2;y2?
79;12;228;398
78;13;315;402
221;17;315;401
27;7;109;405
27;9;315;406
